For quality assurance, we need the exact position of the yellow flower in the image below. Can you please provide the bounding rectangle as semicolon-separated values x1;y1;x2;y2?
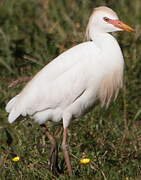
80;158;91;164
12;156;20;162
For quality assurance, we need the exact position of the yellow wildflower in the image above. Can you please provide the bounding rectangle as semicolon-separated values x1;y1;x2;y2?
80;158;91;164
12;156;20;162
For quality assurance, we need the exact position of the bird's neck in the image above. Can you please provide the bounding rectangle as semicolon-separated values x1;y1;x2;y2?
90;32;114;41
90;32;119;50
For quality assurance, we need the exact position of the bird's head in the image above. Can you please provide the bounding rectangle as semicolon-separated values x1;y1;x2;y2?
86;6;134;40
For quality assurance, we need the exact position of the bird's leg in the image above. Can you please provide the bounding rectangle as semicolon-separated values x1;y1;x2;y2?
41;124;59;175
62;128;72;175
46;130;59;173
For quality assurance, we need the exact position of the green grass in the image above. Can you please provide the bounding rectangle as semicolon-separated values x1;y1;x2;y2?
0;0;141;179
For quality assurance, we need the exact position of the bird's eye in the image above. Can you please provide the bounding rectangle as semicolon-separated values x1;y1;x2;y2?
103;17;109;22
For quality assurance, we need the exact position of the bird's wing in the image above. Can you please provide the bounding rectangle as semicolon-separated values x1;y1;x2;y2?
6;41;101;122
25;42;100;85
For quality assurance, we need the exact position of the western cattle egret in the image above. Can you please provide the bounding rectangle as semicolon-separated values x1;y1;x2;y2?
6;6;133;175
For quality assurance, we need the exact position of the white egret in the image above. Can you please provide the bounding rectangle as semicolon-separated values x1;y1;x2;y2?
6;6;133;175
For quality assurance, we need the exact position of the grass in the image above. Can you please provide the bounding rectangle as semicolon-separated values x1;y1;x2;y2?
0;0;141;179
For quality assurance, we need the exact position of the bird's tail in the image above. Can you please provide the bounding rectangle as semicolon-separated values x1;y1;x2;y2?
5;95;22;123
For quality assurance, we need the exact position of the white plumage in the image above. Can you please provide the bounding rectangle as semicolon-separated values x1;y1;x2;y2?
6;6;133;175
6;6;133;129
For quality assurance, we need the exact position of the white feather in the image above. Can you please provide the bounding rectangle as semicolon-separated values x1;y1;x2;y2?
6;6;125;128
6;95;18;113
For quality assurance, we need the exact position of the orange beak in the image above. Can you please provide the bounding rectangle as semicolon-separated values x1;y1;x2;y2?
109;19;134;32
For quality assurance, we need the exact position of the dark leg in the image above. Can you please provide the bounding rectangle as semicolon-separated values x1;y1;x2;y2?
62;128;72;175
41;124;59;175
